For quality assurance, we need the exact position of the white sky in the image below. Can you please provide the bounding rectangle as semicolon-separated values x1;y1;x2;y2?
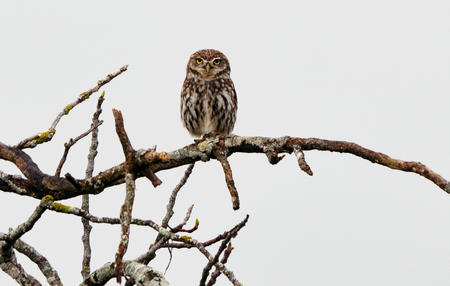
1;0;450;285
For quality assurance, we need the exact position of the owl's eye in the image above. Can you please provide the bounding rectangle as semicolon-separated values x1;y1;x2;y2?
213;59;221;65
196;58;203;65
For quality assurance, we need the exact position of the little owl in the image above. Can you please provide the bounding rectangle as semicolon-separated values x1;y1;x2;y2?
180;49;237;137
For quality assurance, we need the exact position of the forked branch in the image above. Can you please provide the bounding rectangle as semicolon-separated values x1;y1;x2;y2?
1;135;448;204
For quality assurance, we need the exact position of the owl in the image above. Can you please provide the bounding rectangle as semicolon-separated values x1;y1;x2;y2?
180;49;237;137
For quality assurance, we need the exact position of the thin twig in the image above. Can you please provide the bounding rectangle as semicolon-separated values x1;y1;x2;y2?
163;215;249;249
162;163;195;229
207;243;234;286
200;215;247;286
54;120;103;177
174;234;242;286
153;163;195;247
15;66;127;149
200;235;234;286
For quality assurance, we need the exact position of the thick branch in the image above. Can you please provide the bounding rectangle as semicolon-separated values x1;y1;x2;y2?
80;261;168;286
0;247;41;286
1;135;448;201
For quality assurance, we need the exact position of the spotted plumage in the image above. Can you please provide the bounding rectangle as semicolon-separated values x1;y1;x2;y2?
181;49;237;137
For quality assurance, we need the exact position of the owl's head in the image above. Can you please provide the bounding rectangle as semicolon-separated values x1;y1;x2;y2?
187;49;231;80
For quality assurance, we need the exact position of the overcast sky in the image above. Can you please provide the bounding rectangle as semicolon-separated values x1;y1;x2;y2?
1;1;450;285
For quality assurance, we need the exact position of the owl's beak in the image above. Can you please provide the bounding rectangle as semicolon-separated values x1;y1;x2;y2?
205;64;211;73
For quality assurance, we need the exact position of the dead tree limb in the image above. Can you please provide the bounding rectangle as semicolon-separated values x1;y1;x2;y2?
81;92;105;279
1;135;448;203
80;261;169;286
113;109;137;283
15;66;127;150
13;239;62;286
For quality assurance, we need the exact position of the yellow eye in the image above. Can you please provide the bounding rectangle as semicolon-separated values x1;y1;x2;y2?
213;59;221;65
196;58;203;65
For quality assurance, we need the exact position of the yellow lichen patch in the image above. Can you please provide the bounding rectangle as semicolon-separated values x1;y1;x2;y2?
194;218;199;228
80;92;90;100
99;90;105;102
64;105;73;114
181;235;191;242
42;195;54;201
51;202;72;212
33;129;56;144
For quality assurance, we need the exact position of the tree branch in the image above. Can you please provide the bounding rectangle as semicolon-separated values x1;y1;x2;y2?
81;91;105;279
80;261;169;286
1;135;448;203
14;239;62;286
0;248;41;286
207;243;233;286
15;66;127;149
0;196;53;244
54;119;103;177
113;109;137;283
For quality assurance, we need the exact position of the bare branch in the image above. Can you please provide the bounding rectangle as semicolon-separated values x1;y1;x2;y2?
113;109;135;162
172;234;242;286
54;120;103;177
81;90;105;279
206;243;233;286
85;92;105;178
173;205;199;233
163;215;249;249
0;247;41;286
15;65;127;149
200;231;235;286
0;171;27;196
0;196;53;244
265;150;285;165
161;163;195;229
293;143;313;176
2;135;449;202
115;173;136;283
49;201;159;225
213;141;240;210
0;197;53;286
141;166;163;187
112;109;137;283
14;239;62;286
148;163;195;261
80;261;169;286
